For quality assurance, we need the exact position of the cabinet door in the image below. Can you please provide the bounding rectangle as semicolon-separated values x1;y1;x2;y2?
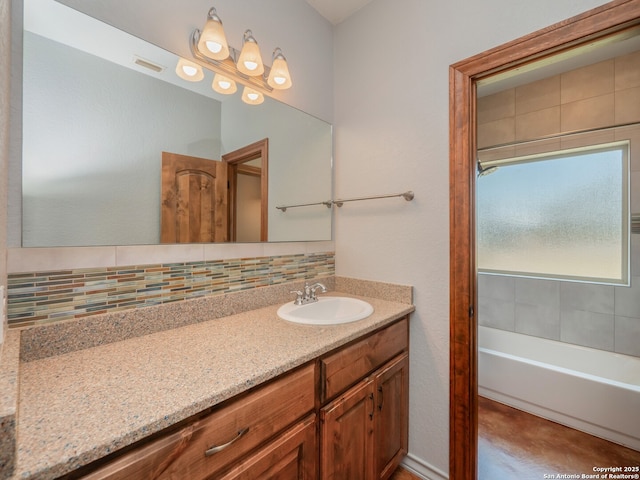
374;354;409;480
320;378;375;480
217;414;317;480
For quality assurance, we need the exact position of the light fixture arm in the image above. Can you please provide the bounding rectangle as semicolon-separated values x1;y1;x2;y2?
207;7;222;23
190;29;274;93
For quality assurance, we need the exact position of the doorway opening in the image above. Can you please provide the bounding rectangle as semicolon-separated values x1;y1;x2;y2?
449;2;640;479
223;138;269;242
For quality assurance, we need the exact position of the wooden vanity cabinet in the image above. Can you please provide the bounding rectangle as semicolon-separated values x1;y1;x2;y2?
319;318;409;480
80;364;316;480
78;317;409;480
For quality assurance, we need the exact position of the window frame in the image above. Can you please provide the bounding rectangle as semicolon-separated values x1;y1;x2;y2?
477;140;631;286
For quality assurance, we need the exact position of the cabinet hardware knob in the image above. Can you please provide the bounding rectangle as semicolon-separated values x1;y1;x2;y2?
205;427;249;456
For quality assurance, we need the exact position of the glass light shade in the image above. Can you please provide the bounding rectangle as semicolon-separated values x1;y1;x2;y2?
241;86;264;105
175;58;204;82
212;73;237;94
237;31;264;76
197;9;229;60
267;50;292;90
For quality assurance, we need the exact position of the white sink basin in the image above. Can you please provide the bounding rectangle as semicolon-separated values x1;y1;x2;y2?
277;296;374;325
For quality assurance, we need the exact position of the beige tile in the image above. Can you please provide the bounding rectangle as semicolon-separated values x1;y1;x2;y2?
7;247;117;273
560;94;615;132
204;243;265;260
615;50;640;91
561;59;614;104
514;138;561;158
263;242;308;257
615;86;640;124
560;130;615;151
477;146;516;163
477;89;515;124
615;124;640;172
477;117;515;149
116;244;204;266
305;241;335;254
515;76;560;115
515;106;560;142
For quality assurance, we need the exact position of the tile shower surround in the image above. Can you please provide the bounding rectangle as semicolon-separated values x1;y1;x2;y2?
478;272;640;358
476;49;640;359
7;252;335;328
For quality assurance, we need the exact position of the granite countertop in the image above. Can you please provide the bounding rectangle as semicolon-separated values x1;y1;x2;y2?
13;292;414;479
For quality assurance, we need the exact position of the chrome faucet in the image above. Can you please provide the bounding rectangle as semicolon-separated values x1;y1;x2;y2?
309;282;327;301
290;282;327;305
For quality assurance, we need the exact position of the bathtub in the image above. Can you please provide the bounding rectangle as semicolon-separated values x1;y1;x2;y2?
478;326;640;451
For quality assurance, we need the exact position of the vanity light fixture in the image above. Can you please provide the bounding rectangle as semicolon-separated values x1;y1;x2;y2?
196;7;229;60
212;73;237;94
180;6;293;105
175;57;204;81
236;30;265;76
241;86;264;105
267;48;292;90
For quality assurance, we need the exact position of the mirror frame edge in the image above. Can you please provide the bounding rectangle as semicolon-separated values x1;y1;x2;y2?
448;1;640;479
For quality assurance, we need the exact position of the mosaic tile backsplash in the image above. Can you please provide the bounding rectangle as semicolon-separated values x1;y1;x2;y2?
7;252;335;328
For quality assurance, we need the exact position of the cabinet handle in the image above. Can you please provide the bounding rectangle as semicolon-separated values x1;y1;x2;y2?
369;393;375;420
378;386;384;411
204;427;249;456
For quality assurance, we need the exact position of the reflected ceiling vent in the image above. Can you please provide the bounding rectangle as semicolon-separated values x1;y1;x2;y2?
133;56;165;73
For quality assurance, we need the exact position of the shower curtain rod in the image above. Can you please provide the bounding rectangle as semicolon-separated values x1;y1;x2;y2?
276;191;415;212
477;120;640;153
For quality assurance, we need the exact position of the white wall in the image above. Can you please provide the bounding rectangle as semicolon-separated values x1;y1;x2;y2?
333;0;610;477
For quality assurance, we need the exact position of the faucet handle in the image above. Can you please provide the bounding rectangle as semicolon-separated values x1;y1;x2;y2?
290;290;304;305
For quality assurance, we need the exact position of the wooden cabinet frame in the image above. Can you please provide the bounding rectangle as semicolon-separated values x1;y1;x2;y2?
449;2;640;479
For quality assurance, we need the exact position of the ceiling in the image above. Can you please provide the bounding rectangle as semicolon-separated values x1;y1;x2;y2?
305;0;374;25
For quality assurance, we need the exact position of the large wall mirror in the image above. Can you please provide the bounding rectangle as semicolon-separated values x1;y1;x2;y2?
20;0;333;247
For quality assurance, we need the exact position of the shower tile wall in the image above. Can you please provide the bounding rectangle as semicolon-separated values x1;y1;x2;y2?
477;50;640;359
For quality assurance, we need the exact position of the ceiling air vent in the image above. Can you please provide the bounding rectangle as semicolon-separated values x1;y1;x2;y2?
133;56;165;73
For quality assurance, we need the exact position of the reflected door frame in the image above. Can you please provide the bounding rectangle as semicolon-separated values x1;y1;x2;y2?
448;2;640;479
222;138;269;242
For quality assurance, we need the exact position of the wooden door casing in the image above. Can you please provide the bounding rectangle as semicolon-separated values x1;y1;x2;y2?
161;152;228;243
222;138;269;242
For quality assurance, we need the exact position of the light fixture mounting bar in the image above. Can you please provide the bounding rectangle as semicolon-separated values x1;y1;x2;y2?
190;29;273;93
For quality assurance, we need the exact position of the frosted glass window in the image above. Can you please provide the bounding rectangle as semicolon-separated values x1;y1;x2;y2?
477;142;629;285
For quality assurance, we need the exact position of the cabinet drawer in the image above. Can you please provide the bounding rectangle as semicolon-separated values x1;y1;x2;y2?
320;318;408;402
82;363;315;480
217;414;317;480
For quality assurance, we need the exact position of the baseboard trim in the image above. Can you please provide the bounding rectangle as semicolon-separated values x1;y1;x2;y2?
401;453;448;480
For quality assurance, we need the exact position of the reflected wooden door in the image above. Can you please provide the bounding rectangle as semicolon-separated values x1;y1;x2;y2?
161;152;228;243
